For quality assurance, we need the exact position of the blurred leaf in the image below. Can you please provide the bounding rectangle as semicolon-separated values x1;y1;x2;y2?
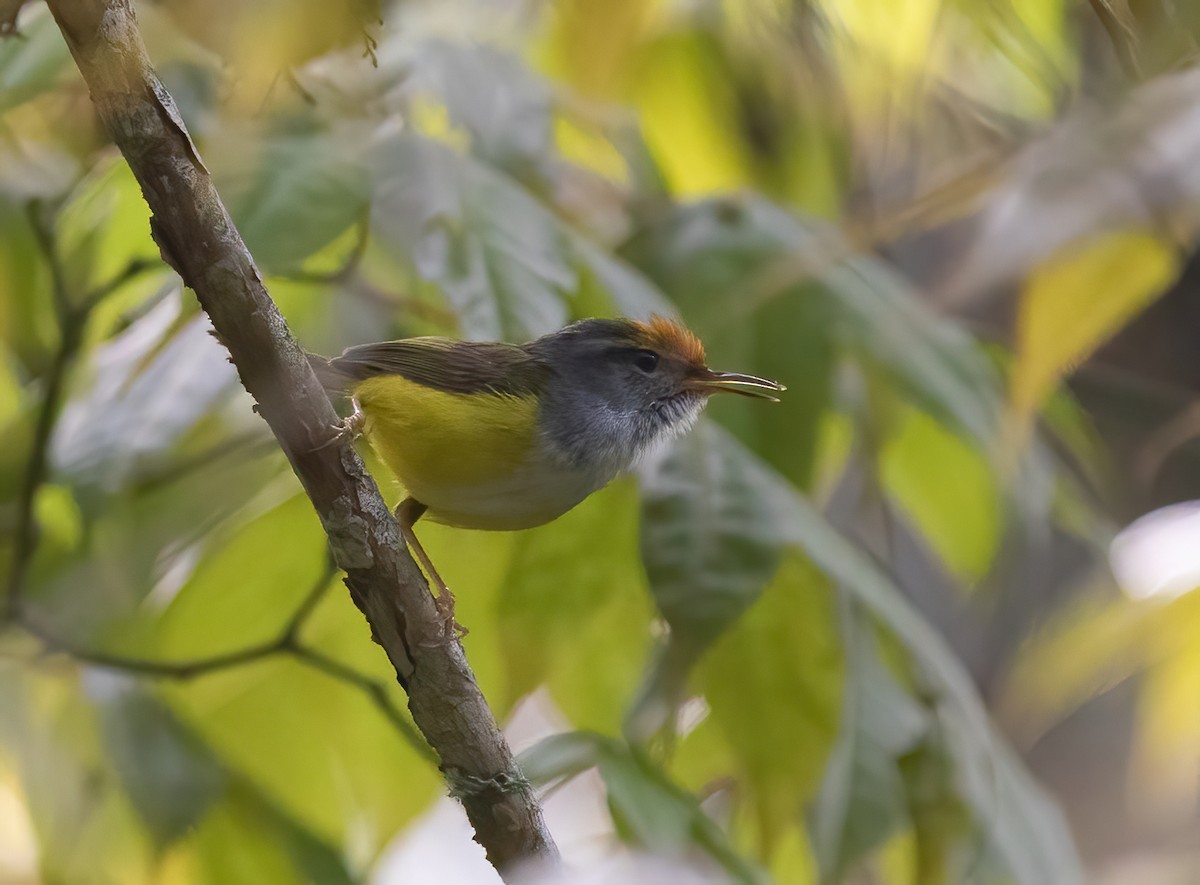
1001;590;1200;744
808;601;929;882
632;30;750;195
31;482;82;555
1010;231;1179;433
518;730;604;786
630;419;795;738
655;424;1082;882
623;198;1003;444
639;419;791;648
211;122;372;274
148;497;437;855
0;665;149;883
936;67;1200;304
571;234;675;319
55;158;158;300
91;675;225;850
164;653;440;860
151;491;326;657
542;0;653;100
521;731;765;883
370;131;573;341
496;479;653;729
370;131;672;341
192;780;356;885
698;554;842;853
0;5;72;113
52;292;237;496
404;40;554;182
0;131;79;201
879;408;1001;582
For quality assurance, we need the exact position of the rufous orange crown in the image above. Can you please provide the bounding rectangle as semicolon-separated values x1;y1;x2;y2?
631;315;706;366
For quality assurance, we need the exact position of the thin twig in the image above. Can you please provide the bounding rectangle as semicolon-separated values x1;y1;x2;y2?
13;559;431;755
16;561;333;677
26;201;71;319
130;432;278;496
4;207;151;619
289;643;434;760
280;555;339;640
21;615;282;678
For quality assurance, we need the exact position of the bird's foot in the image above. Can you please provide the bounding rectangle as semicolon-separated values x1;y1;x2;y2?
315;397;365;451
421;586;469;647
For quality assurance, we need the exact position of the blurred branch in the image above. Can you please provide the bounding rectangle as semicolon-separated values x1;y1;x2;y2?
1087;0;1143;80
21;615;282;677
289;644;433;759
43;0;556;873
15;561;436;761
131;431;278;495
1133;398;1200;488
2;204;152;620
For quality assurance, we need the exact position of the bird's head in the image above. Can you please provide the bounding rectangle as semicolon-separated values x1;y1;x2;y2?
528;316;784;470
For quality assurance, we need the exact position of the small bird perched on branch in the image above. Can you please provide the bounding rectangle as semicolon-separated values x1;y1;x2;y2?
311;316;784;641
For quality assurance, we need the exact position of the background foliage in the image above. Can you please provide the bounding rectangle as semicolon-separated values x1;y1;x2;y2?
3;0;1200;881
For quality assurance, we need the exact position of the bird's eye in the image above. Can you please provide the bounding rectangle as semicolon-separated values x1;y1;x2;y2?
633;350;660;373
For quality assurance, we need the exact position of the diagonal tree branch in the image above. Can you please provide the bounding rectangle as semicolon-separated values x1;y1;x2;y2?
43;0;557;874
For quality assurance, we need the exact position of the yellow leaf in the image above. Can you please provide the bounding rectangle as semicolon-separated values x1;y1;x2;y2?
631;32;752;195
1010;231;1178;433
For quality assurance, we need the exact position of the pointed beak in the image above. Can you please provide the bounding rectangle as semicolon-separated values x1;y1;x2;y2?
686;369;786;402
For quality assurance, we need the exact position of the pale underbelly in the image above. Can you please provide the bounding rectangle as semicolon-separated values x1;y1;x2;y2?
407;454;611;530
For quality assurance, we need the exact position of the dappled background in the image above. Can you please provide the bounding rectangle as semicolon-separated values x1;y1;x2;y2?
2;0;1200;881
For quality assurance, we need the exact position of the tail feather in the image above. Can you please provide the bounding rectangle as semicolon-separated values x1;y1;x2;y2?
307;353;354;394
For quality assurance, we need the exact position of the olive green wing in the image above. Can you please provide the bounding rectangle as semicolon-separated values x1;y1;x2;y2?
314;337;550;397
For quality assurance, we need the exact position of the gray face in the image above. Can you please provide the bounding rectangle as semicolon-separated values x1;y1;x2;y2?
526;320;708;479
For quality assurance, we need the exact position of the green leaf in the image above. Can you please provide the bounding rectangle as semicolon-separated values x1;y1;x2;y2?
521;731;765;884
370;129;679;341
91;676;226;850
630;419;795;739
879;408;1002;582
405;40;555;181
518;730;605;785
571;234;676;319
0;132;79;201
192;781;356;885
0;5;73;113
151;491;327;657
706;427;1083;884
370;132;574;341
0;665;145;883
621;198;1002;444
698;554;843;854
808;601;929;882
638;419;791;648
52;294;237;496
148;498;439;854
211;122;372;274
496;479;654;729
54;158;159;300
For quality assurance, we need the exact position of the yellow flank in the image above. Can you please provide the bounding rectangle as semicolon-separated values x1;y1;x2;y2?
351;374;539;507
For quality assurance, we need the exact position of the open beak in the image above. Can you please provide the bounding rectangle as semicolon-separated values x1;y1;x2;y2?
686;369;786;402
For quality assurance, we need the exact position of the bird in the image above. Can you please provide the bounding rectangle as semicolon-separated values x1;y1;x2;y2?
311;316;784;640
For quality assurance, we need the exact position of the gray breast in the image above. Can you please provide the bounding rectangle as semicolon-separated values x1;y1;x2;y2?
536;386;706;481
